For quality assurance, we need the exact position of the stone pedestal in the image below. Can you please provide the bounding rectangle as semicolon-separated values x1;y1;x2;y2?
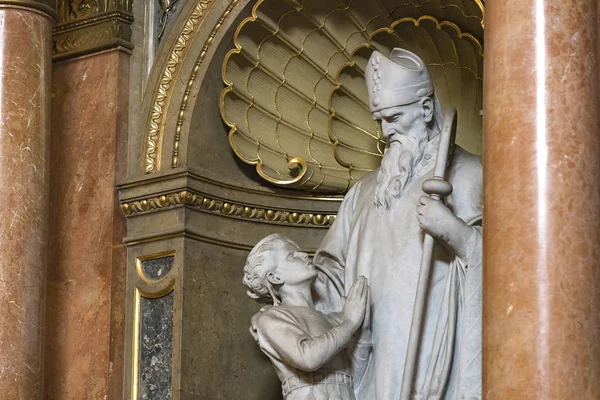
483;0;600;398
0;2;54;398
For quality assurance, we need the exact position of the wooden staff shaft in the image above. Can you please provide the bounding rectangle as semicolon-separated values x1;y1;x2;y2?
399;108;457;400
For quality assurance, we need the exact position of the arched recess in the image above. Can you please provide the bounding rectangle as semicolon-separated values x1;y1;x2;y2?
118;0;484;398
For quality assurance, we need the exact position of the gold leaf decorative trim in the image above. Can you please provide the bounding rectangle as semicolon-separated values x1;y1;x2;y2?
135;250;176;284
474;0;485;28
144;0;214;174
172;0;238;168
218;0;311;187
52;11;133;60
121;190;336;228
382;16;483;55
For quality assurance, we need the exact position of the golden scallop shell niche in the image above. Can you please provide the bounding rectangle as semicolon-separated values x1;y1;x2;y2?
221;0;484;193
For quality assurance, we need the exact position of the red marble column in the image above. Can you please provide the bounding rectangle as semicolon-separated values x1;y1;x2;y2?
483;0;600;399
0;2;53;399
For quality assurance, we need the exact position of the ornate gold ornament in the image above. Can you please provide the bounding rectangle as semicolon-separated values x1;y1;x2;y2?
67;0;98;19
158;0;179;39
220;0;483;193
474;0;485;28
53;11;133;58
56;0;130;21
172;0;240;168
52;0;132;60
144;0;215;173
121;190;336;227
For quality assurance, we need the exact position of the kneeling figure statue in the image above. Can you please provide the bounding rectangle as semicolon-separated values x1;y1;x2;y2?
243;234;372;400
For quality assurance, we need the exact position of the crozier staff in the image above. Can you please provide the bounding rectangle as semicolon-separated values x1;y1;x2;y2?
313;48;483;400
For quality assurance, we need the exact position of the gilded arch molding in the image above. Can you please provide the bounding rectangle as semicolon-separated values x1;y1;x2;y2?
141;0;251;174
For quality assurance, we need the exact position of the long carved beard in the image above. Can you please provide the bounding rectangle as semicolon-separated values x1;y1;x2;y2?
374;121;429;210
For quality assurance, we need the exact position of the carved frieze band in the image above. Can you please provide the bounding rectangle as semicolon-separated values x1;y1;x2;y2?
53;0;132;60
53;11;133;59
121;190;336;228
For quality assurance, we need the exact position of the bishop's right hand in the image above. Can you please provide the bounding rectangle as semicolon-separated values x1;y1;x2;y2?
342;276;369;332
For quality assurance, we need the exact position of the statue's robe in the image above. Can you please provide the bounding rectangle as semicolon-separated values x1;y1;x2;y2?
314;146;483;400
253;306;360;400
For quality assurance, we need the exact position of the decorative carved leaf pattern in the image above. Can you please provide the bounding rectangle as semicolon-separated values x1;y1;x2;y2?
146;0;213;173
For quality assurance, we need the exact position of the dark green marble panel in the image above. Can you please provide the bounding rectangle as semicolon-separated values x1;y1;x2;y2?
142;256;174;280
139;291;174;400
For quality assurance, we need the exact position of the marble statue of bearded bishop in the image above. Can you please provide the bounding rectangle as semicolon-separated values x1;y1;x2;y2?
313;49;483;400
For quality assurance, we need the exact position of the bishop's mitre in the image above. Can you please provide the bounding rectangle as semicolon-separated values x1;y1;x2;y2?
365;48;434;114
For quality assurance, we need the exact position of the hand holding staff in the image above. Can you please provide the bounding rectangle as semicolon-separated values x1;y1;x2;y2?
399;108;457;400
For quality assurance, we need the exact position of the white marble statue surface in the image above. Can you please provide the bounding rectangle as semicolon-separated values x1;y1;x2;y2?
245;48;483;400
243;235;373;399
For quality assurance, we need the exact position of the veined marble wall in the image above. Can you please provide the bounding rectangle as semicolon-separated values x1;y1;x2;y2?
47;49;130;400
0;5;53;398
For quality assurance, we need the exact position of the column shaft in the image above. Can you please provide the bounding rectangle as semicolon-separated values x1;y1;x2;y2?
483;0;600;398
0;5;52;398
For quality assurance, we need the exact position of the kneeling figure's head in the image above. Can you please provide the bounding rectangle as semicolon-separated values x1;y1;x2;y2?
243;234;316;305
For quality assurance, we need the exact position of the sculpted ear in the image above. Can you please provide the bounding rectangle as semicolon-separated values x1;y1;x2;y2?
420;97;433;123
267;272;284;286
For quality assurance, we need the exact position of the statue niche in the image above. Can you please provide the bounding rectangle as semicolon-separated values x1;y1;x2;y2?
123;0;485;398
218;0;485;398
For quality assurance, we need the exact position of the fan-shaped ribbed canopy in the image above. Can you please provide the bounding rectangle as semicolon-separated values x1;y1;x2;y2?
221;0;484;193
